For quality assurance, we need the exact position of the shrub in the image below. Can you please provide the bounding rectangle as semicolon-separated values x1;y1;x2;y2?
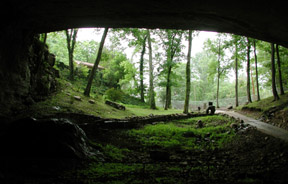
104;88;124;102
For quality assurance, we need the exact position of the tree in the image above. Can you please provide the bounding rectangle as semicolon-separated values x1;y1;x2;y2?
246;37;252;103
235;40;239;107
228;35;245;107
215;37;222;108
276;44;285;95
84;28;109;97
101;51;130;89
75;40;99;63
253;39;261;101
139;34;147;102
111;28;148;102
183;30;193;114
147;29;156;109
65;29;78;80
205;34;229;108
189;51;217;101
271;43;280;101
158;29;184;110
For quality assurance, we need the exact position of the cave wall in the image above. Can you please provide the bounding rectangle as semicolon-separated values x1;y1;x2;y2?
0;29;57;116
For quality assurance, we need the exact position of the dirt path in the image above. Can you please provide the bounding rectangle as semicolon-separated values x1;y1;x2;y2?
216;110;288;142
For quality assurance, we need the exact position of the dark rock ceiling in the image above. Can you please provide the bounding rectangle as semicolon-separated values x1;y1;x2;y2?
1;1;288;47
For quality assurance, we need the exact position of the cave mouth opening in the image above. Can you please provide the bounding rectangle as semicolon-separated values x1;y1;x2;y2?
1;2;288;183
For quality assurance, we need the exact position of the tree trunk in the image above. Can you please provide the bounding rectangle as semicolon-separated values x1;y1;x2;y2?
253;40;260;101
139;35;147;102
271;43;280;101
84;28;109;97
147;30;156;109
235;43;239;107
183;30;192;114
276;44;285;95
164;66;172;110
168;84;172;108
246;38;252;103
216;40;221;108
251;68;255;100
65;29;78;81
216;71;220;108
43;33;47;45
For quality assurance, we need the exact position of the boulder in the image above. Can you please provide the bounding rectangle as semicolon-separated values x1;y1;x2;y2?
0;117;96;159
74;96;82;101
105;100;126;110
227;105;233;110
197;120;204;128
230;123;239;130
88;99;95;104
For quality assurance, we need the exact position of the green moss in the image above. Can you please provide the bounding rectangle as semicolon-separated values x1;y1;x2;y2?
177;115;231;126
128;115;236;150
101;144;130;161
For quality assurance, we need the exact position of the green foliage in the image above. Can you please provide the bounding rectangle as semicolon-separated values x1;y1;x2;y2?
104;88;148;106
74;40;99;63
74;65;89;80
101;51;132;89
120;93;147;106
119;59;138;95
47;28;288;109
104;88;124;102
46;31;69;64
204;33;232;79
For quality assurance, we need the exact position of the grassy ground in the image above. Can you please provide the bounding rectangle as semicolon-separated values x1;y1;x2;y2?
237;92;288;112
28;78;183;119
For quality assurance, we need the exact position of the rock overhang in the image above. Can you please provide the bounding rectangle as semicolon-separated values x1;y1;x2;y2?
1;1;288;47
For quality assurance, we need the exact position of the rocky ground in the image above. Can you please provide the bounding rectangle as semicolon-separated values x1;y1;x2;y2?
1;113;288;184
240;108;288;131
238;93;288;131
68;115;288;184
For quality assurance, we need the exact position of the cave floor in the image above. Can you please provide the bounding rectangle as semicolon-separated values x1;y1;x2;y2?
1;115;288;184
66;116;288;184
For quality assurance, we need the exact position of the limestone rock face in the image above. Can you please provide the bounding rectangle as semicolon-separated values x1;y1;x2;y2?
0;36;58;116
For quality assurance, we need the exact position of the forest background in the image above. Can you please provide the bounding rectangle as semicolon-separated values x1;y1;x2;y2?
45;28;288;110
